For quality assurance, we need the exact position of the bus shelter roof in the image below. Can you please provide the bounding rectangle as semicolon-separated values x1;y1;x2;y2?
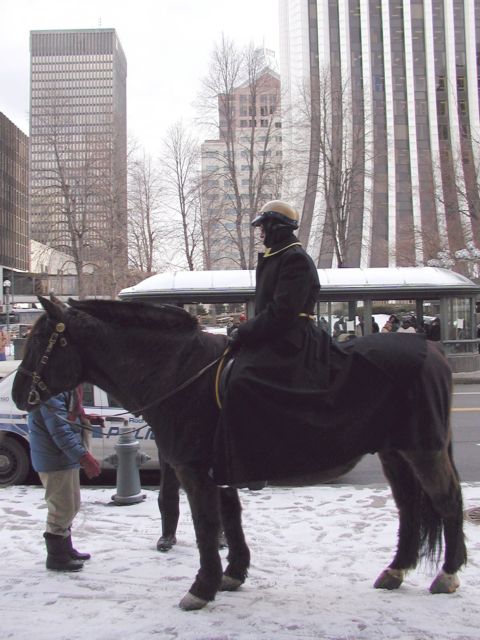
119;267;480;304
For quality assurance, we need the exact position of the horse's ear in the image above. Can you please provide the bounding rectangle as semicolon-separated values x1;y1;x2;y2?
49;293;67;308
67;297;80;308
38;295;65;321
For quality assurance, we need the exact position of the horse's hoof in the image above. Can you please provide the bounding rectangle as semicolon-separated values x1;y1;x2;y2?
156;535;177;552
374;568;405;590
179;592;209;611
220;574;243;591
429;570;460;594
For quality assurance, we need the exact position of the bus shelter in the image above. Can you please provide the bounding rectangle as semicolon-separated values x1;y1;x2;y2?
119;267;480;373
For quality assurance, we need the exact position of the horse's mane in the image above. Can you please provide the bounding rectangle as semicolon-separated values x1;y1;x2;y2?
67;298;199;332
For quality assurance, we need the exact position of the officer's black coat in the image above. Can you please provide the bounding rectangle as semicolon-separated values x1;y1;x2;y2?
234;233;332;386
213;234;436;486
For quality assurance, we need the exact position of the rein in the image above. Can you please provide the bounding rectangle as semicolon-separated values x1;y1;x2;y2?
109;346;231;419
21;321;231;434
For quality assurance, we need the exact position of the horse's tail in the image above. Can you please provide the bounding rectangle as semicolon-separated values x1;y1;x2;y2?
414;341;453;565
412;436;466;567
417;480;444;566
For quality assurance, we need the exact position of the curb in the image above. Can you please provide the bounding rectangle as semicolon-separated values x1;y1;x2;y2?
453;372;480;385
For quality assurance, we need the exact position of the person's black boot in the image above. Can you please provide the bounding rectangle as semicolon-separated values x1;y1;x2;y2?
66;534;91;561
156;533;177;552
44;533;84;572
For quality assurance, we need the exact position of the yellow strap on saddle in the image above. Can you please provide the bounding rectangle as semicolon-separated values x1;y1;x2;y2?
299;313;315;320
214;346;231;410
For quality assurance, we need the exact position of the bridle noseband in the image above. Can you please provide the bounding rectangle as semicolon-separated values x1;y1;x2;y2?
20;322;68;406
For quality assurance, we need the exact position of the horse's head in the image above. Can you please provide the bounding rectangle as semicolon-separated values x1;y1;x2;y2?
12;295;83;411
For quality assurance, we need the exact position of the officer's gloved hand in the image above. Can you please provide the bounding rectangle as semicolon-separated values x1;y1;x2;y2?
228;328;242;353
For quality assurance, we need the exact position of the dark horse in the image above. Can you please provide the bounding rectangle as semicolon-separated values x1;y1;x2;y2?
12;296;466;610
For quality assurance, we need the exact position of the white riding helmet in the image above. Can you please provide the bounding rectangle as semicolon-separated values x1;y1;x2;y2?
252;200;299;229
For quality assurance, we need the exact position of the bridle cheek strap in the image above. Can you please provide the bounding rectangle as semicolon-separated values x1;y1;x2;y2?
22;322;68;406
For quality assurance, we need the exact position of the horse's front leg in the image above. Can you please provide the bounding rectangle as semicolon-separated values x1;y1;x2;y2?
175;463;223;610
219;486;250;591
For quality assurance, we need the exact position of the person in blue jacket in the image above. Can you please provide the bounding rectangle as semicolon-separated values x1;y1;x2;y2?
28;388;101;572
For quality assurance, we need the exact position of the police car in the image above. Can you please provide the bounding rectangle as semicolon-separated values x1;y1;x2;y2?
0;362;159;485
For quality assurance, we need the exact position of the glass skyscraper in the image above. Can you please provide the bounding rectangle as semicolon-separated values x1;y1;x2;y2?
29;29;127;295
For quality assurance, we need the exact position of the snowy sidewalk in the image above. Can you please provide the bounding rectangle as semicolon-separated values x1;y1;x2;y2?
1;482;480;640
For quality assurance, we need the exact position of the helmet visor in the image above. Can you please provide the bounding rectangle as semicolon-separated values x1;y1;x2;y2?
251;210;299;229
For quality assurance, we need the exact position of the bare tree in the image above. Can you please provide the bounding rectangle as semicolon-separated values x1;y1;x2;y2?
31;108;100;298
93;128;130;297
160;122;202;271
30;98;128;298
198;37;282;269
421;124;480;278
309;68;373;268
128;150;164;278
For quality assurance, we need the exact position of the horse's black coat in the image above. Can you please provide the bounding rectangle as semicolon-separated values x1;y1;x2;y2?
12;297;467;607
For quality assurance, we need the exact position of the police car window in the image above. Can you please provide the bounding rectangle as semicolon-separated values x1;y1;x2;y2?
107;393;122;408
82;383;95;408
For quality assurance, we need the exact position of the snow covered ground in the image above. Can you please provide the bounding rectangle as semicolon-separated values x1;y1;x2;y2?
1;481;480;640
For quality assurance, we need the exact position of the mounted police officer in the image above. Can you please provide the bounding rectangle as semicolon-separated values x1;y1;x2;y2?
213;200;332;487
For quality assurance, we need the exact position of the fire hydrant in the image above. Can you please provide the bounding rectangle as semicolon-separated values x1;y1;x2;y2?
104;418;151;505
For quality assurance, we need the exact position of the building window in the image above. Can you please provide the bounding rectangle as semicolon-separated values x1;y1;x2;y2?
438;124;449;140
438;101;447;116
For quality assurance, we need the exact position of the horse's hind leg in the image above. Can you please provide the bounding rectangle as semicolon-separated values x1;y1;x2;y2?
218;487;250;591
174;463;223;610
402;448;466;594
374;450;424;590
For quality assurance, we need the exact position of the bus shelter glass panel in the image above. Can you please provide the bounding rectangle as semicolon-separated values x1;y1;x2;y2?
317;301;363;341
444;297;475;353
187;302;247;332
318;299;445;339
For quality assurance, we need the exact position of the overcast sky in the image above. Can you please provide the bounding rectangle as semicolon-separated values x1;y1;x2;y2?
0;0;280;155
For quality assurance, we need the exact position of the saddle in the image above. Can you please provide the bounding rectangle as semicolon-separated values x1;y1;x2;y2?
216;354;236;409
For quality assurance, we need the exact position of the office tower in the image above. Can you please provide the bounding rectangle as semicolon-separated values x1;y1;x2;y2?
0;112;29;275
30;29;127;296
201;56;283;270
280;1;480;270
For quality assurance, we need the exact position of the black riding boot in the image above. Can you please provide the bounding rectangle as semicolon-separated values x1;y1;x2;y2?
44;532;84;572
66;534;91;561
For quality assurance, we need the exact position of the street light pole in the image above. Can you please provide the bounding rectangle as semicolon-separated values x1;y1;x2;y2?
3;279;11;337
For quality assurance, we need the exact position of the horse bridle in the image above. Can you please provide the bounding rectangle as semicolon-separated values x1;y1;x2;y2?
19;319;231;417
19;322;68;406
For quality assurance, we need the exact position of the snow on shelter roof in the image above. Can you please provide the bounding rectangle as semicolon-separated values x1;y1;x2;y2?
119;267;480;303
